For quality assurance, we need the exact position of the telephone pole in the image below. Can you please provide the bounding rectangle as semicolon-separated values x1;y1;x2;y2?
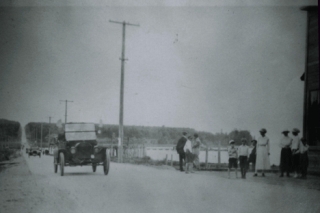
60;100;73;124
109;20;139;163
41;123;43;149
48;116;52;144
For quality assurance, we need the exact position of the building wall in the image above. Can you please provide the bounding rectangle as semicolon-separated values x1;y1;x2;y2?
302;6;320;173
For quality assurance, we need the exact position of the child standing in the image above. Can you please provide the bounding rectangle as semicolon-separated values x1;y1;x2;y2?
228;140;238;178
248;140;257;171
184;136;194;174
299;138;309;179
238;138;250;179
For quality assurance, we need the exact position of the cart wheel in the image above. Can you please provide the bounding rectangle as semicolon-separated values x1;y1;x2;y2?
92;163;97;172
103;150;110;175
54;158;58;173
60;152;65;176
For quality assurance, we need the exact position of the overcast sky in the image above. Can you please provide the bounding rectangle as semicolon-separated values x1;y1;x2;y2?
0;0;317;163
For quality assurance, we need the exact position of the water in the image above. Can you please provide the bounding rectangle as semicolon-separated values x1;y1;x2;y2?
145;147;231;164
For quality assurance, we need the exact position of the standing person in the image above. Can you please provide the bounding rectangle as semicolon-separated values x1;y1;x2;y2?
248;140;257;171
184;136;194;174
238;138;250;179
279;130;292;177
192;133;201;170
291;128;301;178
176;132;188;172
228;140;238;178
299;138;309;179
254;128;270;177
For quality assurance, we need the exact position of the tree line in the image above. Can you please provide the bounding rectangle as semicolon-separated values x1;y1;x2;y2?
0;119;21;142
25;122;253;147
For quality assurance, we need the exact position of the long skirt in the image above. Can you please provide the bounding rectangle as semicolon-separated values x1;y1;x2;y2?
292;153;300;172
280;148;292;173
255;146;270;170
299;153;309;176
185;151;195;163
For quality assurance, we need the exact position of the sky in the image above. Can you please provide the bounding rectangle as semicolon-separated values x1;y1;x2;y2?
0;0;317;163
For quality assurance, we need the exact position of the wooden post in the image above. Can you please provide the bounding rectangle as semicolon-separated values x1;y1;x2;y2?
205;147;208;169
171;154;173;166
218;141;221;169
142;144;146;158
165;154;168;165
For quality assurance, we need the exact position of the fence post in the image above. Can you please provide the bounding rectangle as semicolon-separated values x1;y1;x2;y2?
165;154;168;165
205;147;208;169
218;141;221;169
142;144;145;157
171;154;173;166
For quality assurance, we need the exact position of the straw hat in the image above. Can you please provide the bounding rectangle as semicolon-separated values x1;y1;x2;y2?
229;140;235;144
292;128;300;133
259;128;267;133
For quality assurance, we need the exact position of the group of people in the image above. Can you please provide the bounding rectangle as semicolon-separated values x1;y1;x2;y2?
279;128;309;179
227;128;309;179
176;132;205;174
176;127;309;179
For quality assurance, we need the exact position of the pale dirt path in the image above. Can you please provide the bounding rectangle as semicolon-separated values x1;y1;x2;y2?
1;152;320;213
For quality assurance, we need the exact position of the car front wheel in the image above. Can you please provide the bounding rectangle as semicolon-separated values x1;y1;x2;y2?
103;150;110;175
60;152;65;176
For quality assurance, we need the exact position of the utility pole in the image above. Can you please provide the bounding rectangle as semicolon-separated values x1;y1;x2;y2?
60;100;73;124
48;116;52;144
41;123;43;149
109;20;139;163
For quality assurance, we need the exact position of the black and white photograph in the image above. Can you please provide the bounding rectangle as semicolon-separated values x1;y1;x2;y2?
0;0;319;212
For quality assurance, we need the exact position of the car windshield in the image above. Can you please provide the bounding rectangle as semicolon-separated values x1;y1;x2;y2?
65;123;96;141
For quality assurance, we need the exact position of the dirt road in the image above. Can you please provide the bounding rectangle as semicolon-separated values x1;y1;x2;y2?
1;153;320;213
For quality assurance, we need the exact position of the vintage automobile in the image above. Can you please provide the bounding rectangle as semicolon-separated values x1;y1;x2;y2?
53;123;110;176
28;147;41;158
42;148;49;155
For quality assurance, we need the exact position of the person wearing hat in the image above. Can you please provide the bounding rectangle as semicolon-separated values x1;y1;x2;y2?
248;140;257;171
279;129;292;177
192;133;202;170
254;128;270;177
184;136;195;174
228;140;238;178
238;138;250;179
176;132;188;172
291;128;301;178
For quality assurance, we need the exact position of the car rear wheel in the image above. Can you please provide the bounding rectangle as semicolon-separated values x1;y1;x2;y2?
60;152;65;176
103;150;110;175
54;158;58;173
92;163;97;172
39;153;41;158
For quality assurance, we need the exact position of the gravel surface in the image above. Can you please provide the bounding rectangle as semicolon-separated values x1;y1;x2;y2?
1;152;320;213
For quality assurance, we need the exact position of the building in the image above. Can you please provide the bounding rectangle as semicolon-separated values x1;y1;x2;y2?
300;6;319;172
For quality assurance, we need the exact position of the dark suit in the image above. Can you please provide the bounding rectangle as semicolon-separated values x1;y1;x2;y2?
176;136;187;171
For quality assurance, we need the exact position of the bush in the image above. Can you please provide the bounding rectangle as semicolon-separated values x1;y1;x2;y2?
0;149;18;162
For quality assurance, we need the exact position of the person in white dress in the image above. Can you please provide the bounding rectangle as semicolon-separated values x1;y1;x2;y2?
254;128;270;177
183;136;194;174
